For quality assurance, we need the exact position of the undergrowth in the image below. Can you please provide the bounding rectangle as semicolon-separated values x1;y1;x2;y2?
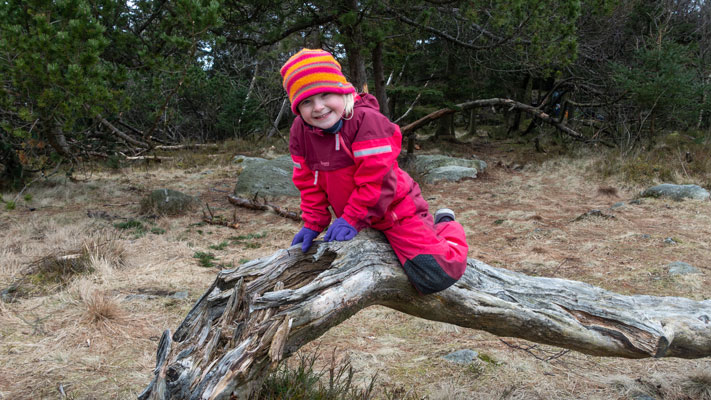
594;133;711;187
257;351;376;400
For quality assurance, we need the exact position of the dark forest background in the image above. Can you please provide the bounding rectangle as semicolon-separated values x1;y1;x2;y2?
1;0;710;186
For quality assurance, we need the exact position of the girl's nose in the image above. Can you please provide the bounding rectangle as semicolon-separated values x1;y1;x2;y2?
312;98;325;111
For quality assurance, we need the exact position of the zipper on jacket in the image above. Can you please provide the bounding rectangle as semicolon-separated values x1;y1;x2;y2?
335;133;340;151
313;170;318;185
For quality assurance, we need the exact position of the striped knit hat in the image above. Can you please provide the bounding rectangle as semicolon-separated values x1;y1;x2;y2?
280;48;356;114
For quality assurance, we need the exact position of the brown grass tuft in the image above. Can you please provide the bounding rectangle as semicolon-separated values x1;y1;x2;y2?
683;371;711;400
83;229;127;268
79;287;126;327
597;185;619;197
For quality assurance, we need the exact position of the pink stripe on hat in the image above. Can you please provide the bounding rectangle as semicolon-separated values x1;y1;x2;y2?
280;48;356;114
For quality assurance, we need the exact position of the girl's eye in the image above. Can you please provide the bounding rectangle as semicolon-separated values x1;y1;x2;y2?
301;99;311;105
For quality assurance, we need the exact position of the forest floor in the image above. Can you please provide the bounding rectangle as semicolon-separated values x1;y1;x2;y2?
1;137;710;399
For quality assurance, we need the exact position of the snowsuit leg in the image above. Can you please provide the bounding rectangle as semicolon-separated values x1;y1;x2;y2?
381;185;468;295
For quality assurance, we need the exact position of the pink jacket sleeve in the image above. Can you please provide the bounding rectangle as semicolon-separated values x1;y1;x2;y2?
290;127;331;232
341;112;401;230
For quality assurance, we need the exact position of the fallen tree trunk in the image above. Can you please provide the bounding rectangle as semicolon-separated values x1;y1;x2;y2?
140;230;711;400
401;98;585;156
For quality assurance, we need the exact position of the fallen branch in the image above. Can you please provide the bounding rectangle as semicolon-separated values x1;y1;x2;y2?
122;155;174;162
155;144;219;151
202;203;240;229
401;98;584;140
95;112;150;149
499;339;571;362
227;194;301;222
141;230;711;399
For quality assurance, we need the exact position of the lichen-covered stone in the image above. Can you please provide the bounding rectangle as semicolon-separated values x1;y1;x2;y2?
443;349;479;364
424;165;478;183
667;261;701;275
641;184;709;201
140;188;197;216
411;154;487;184
233;155;299;197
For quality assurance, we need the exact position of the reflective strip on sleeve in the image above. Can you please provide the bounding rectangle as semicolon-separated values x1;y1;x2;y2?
313;170;318;185
335;133;340;151
293;162;302;169
353;145;392;158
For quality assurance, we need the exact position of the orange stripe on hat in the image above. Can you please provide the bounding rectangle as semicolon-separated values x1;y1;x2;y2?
280;48;356;114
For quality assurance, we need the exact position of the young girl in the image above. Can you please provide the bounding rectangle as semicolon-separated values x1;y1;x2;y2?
282;48;468;294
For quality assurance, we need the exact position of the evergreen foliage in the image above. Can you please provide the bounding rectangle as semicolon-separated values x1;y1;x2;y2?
1;0;710;186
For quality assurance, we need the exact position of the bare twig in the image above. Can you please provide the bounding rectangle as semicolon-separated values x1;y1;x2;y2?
227;194;301;222
12;159;64;204
202;202;240;229
499;339;571;362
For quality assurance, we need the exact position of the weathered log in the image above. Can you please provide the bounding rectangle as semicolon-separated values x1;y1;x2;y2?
140;229;711;400
227;195;301;222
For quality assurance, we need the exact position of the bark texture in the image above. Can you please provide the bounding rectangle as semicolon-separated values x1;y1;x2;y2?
140;230;711;400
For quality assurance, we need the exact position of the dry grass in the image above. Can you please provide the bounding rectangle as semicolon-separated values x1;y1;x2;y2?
0;142;710;399
78;287;126;326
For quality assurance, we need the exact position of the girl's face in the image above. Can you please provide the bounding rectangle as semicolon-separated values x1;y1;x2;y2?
297;93;345;130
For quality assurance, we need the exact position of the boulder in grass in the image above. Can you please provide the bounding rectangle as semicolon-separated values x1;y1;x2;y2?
424;165;478;184
233;155;299;197
641;184;709;201
140;189;198;216
667;261;701;276
443;349;479;364
410;154;487;184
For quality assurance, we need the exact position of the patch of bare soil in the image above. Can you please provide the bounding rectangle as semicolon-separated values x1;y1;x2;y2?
1;148;710;399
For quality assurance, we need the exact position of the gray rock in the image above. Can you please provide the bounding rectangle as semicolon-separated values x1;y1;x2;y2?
424;165;478;183
233;155;270;169
641;184;710;201
442;349;479;364
140;189;197;216
233;155;300;197
610;202;625;209
667;261;701;275
171;291;189;300
125;294;156;301
411;154;487;184
1;285;19;303
663;237;677;245
630;393;656;400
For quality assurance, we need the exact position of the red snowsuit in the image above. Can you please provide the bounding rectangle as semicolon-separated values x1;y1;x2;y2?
289;94;468;294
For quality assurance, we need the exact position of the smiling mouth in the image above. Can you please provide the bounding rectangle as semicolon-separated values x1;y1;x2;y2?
314;111;332;120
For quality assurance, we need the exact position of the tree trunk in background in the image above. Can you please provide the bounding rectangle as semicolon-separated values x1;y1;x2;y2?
237;62;259;133
435;49;456;140
373;41;390;118
699;74;709;130
340;0;368;93
140;231;711;400
267;99;288;138
346;44;368;92
509;75;531;134
435;113;455;139
468;108;477;136
305;29;322;49
46;121;74;160
0;139;24;188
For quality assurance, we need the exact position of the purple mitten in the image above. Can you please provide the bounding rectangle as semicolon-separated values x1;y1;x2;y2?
291;227;319;252
324;217;357;242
